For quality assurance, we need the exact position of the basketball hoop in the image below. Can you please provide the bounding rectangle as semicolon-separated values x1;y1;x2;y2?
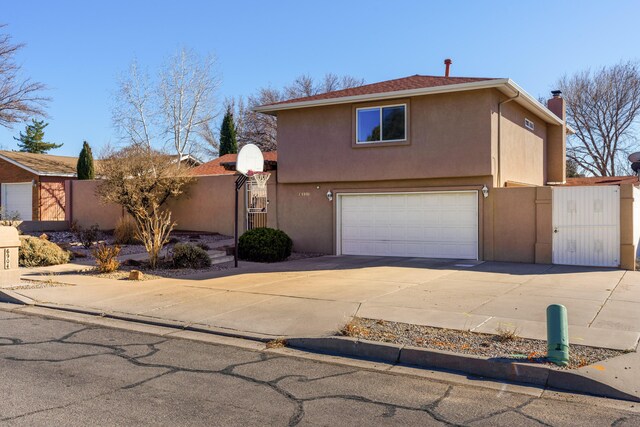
247;170;271;189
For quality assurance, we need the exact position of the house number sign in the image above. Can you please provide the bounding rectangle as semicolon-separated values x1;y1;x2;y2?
4;248;10;270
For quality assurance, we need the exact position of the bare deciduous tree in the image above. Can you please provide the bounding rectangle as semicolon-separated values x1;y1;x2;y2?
97;146;194;268
112;48;220;162
232;73;365;151
0;24;49;128
112;60;155;150
558;61;640;176
159;48;220;161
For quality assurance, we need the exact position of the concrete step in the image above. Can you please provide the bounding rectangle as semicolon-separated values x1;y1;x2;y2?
208;250;227;259
211;255;234;265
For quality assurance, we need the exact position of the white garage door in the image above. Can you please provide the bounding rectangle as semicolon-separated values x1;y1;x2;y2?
1;183;33;221
338;191;478;259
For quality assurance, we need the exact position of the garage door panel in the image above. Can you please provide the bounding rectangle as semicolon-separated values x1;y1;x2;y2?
340;192;478;260
1;183;33;221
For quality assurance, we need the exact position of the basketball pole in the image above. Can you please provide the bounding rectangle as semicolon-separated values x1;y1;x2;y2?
234;174;248;268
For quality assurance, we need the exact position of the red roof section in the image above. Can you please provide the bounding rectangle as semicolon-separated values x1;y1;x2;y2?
191;151;277;176
264;74;500;107
563;176;639;186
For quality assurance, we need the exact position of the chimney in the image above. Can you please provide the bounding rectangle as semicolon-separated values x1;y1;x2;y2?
546;90;567;184
444;58;452;77
547;90;564;120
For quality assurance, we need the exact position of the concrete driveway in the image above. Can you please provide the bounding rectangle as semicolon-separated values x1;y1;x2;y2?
11;256;640;350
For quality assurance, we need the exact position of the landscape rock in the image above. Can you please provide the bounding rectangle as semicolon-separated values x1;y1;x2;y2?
129;270;143;281
39;233;49;240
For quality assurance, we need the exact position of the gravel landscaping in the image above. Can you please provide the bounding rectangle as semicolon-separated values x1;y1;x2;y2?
340;317;627;369
88;260;235;281
30;230;232;260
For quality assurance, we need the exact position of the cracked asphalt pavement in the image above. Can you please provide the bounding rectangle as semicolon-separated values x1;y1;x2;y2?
1;310;639;426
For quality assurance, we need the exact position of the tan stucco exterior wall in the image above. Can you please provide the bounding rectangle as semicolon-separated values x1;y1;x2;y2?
491;96;548;187
277;176;493;255
491;187;537;262
276;90;494;184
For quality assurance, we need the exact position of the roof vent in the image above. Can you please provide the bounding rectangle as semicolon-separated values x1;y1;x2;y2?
444;58;452;77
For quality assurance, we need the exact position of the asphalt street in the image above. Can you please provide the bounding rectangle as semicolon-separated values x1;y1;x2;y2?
0;309;639;426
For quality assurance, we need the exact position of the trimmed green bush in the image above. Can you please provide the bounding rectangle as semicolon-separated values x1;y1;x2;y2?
172;243;211;269
19;237;70;267
238;228;292;263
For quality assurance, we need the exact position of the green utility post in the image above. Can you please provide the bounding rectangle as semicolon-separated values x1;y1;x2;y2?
546;304;569;366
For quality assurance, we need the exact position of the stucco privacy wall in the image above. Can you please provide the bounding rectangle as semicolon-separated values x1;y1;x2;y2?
69;174;277;235
167;174;277;235
69;180;123;229
620;183;636;270
634;186;640;258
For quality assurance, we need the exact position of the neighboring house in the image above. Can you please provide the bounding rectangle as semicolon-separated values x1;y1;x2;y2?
0;151;84;221
563;176;639;186
176;154;204;168
191;151;277;176
254;74;574;261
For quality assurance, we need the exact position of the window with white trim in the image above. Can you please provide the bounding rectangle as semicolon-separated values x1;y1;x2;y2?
356;104;406;143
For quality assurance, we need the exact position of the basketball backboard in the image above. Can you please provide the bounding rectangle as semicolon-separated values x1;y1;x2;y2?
236;144;264;176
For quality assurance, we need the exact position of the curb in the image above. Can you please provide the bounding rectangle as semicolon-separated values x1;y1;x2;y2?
25;302;275;343
2;299;637;403
286;336;640;403
0;289;35;305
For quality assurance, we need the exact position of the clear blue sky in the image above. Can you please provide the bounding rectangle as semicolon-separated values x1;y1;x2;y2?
1;0;639;157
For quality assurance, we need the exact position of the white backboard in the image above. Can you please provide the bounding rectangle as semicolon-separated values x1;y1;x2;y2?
236;144;264;176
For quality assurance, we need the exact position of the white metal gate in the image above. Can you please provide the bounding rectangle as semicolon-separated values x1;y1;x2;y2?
552;186;620;267
245;176;268;230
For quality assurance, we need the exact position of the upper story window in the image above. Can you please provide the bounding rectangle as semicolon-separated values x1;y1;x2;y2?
356;104;406;143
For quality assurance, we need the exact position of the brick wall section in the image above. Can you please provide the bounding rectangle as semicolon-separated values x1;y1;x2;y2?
0;158;39;220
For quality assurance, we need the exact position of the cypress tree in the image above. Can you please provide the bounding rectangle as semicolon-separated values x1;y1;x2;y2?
14;119;63;153
219;108;238;156
76;141;95;179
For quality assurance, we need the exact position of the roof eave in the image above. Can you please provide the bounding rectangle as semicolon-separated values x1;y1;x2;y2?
253;78;569;127
253;79;511;115
0;153;77;177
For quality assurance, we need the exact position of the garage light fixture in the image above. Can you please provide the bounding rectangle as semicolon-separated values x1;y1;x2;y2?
326;190;333;201
482;185;489;198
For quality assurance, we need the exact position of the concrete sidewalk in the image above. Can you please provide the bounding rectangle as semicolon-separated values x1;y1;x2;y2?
8;256;640;349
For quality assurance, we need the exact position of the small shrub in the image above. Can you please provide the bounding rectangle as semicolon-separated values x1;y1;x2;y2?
495;325;519;342
114;217;140;245
19;237;70;267
238;228;292;263
76;224;101;248
172;243;211;269
92;244;121;273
